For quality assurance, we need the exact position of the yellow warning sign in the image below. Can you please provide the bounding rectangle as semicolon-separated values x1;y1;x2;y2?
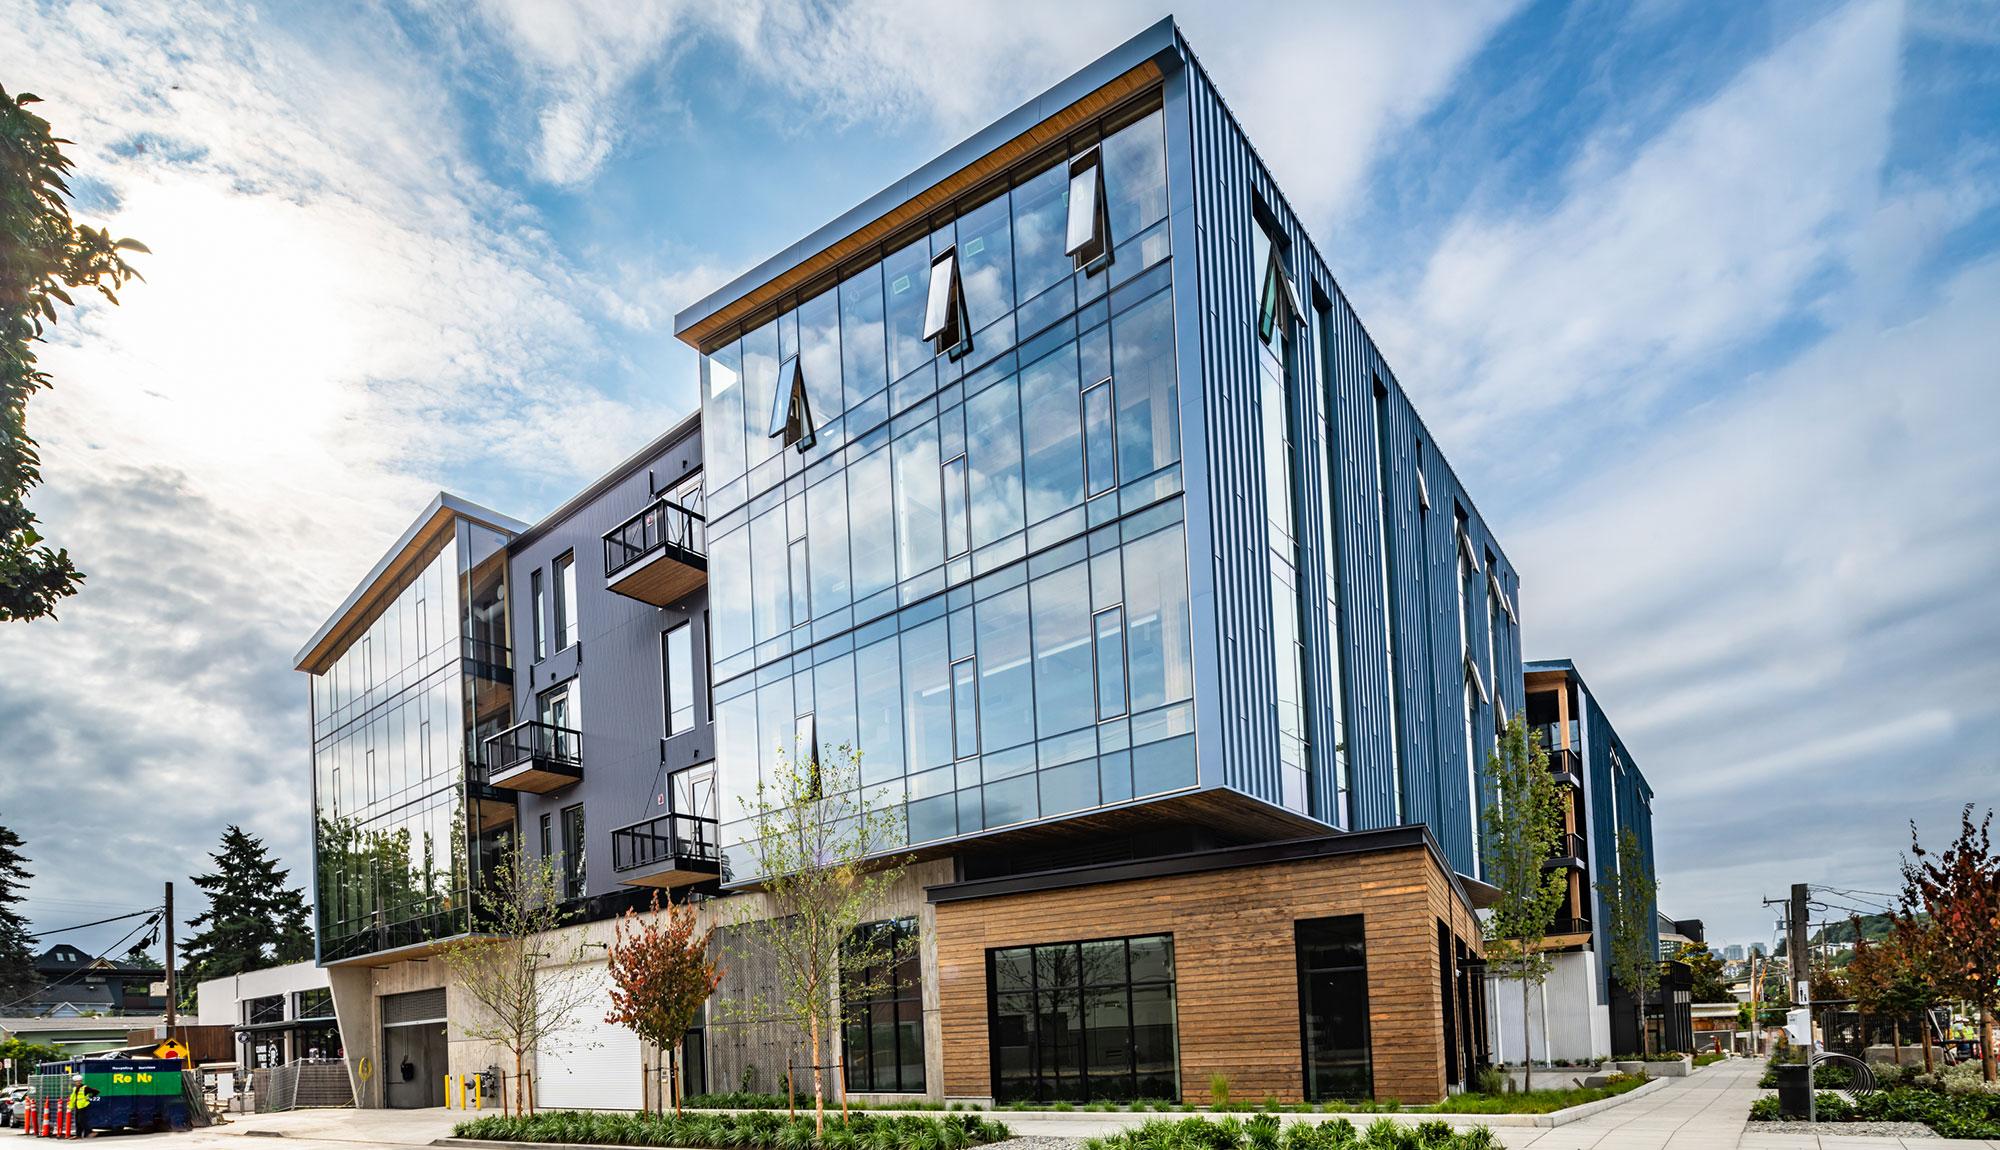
154;1039;190;1061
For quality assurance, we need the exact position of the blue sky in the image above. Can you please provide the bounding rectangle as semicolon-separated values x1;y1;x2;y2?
1;0;1995;963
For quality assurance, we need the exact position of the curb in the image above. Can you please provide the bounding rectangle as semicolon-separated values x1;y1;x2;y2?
429;1080;1671;1141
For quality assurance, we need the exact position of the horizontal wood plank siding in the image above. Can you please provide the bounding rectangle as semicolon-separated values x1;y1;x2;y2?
933;845;1483;1103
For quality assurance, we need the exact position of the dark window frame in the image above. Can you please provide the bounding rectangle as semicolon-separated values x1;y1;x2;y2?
986;932;1178;1103
842;918;926;1094
1295;914;1372;1102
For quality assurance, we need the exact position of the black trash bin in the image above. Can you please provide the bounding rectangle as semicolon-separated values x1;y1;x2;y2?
1776;1062;1814;1118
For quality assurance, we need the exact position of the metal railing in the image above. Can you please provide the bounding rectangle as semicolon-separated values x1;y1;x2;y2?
611;812;721;873
1550;915;1593;936
1552;831;1587;861
604;495;706;578
484;720;583;776
1547;748;1583;782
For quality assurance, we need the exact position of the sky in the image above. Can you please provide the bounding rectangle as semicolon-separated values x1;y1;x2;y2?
0;0;1995;967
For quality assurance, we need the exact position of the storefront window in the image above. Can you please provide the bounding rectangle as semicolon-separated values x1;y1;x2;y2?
843;919;925;1094
989;934;1177;1102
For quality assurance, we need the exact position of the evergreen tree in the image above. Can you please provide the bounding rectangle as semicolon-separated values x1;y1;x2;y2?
119;944;162;971
183;826;314;981
0;820;38;1004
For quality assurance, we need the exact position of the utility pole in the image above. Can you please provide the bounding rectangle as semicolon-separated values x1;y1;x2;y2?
1790;884;1811;1009
164;881;176;1037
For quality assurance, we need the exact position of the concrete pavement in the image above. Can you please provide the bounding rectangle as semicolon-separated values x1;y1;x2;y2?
7;1059;1996;1150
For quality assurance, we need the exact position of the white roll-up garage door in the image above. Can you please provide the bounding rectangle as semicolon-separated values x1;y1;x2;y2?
535;964;641;1111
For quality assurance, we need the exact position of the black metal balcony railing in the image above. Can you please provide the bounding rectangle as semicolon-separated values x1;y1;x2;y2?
1550;915;1593;937
482;720;583;793
1547;748;1583;785
604;495;706;579
462;637;512;683
610;813;722;887
1551;831;1588;862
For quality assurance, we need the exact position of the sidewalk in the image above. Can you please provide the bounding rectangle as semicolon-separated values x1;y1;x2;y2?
1493;1057;2000;1150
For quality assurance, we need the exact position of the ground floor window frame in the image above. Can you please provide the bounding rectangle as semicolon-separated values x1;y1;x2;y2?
987;932;1178;1103
1296;914;1372;1101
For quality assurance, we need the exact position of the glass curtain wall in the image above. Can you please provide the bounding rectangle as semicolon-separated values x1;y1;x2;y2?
310;519;514;962
988;934;1177;1102
702;102;1195;870
1251;220;1310;816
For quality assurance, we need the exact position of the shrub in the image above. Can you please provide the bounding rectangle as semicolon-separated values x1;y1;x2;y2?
452;1111;1011;1149
1429;1075;1646;1115
1211;1073;1232;1106
1468;1067;1506;1096
1085;1115;1496;1150
1692;1053;1726;1068
1856;1087;2000;1138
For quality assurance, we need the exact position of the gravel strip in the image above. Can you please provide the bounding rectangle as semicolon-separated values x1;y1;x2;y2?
984;1137;1086;1150
1746;1120;1939;1137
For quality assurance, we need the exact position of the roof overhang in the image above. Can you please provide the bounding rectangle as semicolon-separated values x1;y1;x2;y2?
672;16;1182;353
294;493;527;675
318;934;491;969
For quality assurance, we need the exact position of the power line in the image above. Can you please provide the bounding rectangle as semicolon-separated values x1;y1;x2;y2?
28;907;161;938
0;911;165;1014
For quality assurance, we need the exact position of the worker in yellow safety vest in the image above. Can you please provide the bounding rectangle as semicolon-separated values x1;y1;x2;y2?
70;1075;99;1112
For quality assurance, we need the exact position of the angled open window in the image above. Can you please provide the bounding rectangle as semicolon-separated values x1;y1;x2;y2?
1065;146;1110;273
1257;228;1302;345
922;246;970;359
1416;468;1432;512
767;353;814;452
1465;650;1489;704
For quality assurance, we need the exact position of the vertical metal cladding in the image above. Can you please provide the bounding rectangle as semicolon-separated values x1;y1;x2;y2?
1582;680;1659;986
1173;32;1524;874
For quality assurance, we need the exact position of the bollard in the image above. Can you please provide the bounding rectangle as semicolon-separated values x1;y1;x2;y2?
474;1072;482;1111
23;1097;34;1137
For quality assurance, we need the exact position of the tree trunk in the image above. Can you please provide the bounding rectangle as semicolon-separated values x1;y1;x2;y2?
1522;972;1533;1092
1921;1010;1934;1074
514;1050;526;1117
1982;1003;1995;1084
810;1014;825;1135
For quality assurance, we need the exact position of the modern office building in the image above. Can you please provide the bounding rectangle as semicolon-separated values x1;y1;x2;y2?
1484;659;1658;1063
299;18;1537;1107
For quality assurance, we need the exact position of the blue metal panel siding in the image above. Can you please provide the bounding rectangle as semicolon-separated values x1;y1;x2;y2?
1175;31;1523;872
505;427;710;899
1581;679;1660;991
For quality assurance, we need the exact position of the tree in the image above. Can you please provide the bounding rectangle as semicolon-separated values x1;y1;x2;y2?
182;825;314;981
0;1037;62;1085
1674;941;1734;1004
0;820;39;1004
605;893;723;1115
1898;805;2000;1083
1479;711;1569;1089
119;945;162;971
438;846;598;1116
729;742;909;1133
2;84;146;621
1848;922;1937;1067
1598;826;1660;1054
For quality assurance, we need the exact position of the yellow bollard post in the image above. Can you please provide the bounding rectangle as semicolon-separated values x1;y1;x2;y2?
474;1072;482;1111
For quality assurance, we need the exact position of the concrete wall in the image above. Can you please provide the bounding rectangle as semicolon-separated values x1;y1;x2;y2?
195;959;329;1028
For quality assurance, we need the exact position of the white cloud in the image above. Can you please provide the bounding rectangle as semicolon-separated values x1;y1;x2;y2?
1512;253;2000;936
0;0;680;944
1371;0;1905;457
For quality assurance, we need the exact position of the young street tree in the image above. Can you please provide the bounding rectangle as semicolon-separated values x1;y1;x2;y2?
1848;921;1937;1069
2;84;146;621
730;741;910;1133
1672;941;1735;1004
183;825;314;982
1598;827;1661;1054
605;893;723;1114
1898;805;2000;1083
0;820;39;1003
439;846;598;1115
1479;711;1570;1089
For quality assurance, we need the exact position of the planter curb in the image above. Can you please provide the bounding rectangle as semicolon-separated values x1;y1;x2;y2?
429;1078;1672;1141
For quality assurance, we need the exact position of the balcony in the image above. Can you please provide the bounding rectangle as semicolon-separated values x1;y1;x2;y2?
1547;748;1583;788
1545;831;1588;870
483;720;583;794
610;813;722;889
603;495;706;607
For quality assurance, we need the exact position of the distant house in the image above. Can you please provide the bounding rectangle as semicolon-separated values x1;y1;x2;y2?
19;944;172;1017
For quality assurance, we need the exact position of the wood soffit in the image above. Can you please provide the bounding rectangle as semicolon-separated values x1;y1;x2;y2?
678;61;1165;354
